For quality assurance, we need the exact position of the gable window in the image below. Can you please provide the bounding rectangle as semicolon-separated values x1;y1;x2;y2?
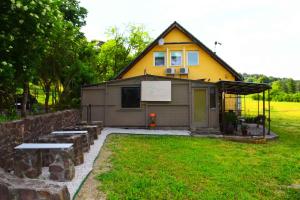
187;51;199;66
171;51;182;66
121;87;141;108
154;52;165;66
210;88;216;108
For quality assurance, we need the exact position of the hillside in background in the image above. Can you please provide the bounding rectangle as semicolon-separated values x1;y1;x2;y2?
242;73;300;102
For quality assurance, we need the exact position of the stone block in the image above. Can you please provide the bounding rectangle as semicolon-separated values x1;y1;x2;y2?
0;168;70;200
61;128;91;152
49;149;75;182
14;149;42;179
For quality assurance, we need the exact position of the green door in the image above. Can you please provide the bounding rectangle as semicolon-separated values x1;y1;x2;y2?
192;88;208;128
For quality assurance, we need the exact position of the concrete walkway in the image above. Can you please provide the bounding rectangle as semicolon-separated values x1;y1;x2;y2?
60;128;191;199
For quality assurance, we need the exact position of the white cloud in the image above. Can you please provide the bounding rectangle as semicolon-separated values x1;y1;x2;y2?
80;0;300;79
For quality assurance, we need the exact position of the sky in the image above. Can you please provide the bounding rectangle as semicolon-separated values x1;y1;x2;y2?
79;0;300;79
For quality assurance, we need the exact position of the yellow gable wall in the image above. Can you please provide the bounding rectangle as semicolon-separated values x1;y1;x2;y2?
121;27;236;82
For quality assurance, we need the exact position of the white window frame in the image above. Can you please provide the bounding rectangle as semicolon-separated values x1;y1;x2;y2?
170;51;182;66
187;51;199;66
153;52;166;66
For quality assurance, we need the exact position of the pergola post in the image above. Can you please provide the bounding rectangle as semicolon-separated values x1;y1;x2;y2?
222;83;225;133
244;95;246;116
257;93;260;116
268;89;271;135
262;91;266;138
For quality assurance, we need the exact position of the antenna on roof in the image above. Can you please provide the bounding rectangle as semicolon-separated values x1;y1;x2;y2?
214;41;222;54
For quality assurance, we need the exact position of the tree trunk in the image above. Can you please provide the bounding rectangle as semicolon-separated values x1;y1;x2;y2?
21;82;29;117
56;82;60;103
44;83;51;113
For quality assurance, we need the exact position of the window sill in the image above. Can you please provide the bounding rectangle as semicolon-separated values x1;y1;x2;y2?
118;108;143;112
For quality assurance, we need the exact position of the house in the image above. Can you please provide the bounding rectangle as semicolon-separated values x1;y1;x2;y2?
81;22;271;133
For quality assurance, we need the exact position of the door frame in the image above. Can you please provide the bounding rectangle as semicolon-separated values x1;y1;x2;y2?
191;88;209;128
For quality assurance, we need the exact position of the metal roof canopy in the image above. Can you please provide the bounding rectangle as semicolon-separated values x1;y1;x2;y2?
217;81;271;95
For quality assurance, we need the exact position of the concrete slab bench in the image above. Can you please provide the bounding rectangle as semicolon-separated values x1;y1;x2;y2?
14;143;75;182
78;121;103;127
38;135;84;166
51;131;90;152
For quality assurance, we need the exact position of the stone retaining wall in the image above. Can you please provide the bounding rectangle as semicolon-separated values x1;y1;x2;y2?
0;110;80;171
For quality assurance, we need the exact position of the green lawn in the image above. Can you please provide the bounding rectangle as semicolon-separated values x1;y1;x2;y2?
96;101;300;199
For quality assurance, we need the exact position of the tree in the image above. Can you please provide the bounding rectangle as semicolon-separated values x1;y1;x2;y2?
1;0;66;116
59;0;87;27
0;61;15;112
0;0;99;115
296;81;300;92
97;24;152;81
256;75;269;83
271;81;283;93
286;78;296;93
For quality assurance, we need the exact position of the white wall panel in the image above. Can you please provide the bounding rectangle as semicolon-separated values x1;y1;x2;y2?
141;81;171;101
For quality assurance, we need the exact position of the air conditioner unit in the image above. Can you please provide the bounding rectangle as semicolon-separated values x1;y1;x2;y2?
179;67;189;74
165;68;175;75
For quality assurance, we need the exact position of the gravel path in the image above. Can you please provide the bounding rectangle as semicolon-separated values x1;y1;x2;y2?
52;128;191;199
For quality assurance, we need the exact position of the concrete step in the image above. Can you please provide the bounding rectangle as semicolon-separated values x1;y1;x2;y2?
191;128;221;135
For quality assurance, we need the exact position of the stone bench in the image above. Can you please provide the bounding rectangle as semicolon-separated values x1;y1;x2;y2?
63;125;100;144
79;125;102;139
14;143;75;182
77;121;103;133
51;131;90;152
62;127;95;145
38;135;84;166
0;168;70;200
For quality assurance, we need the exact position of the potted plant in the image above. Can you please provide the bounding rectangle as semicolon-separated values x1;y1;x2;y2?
241;124;248;136
224;111;237;135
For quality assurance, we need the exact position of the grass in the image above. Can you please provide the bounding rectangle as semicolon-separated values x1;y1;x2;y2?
0;114;20;123
29;83;56;105
96;100;300;199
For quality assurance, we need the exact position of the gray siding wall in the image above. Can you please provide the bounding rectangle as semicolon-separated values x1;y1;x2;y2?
81;76;219;129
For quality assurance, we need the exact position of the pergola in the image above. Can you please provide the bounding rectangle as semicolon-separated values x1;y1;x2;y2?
217;81;272;137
